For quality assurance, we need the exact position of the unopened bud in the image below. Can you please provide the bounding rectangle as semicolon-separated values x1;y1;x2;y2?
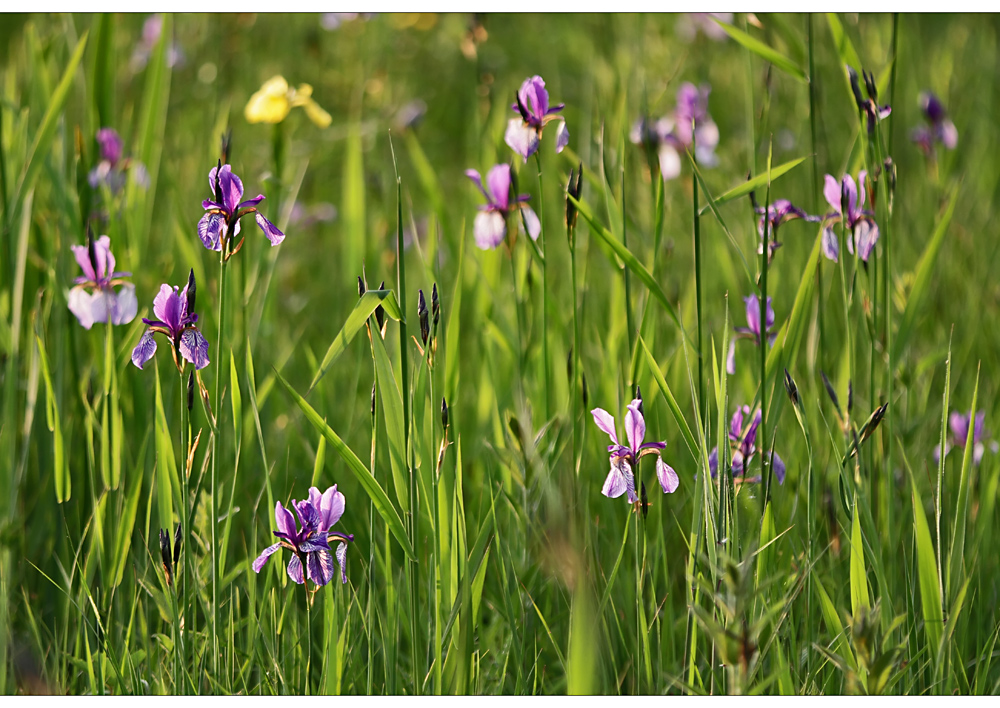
375;280;386;332
371;382;377;417
431;282;440;328
847;380;854;414
783;368;799;407
634;384;643;416
358;276;366;298
863;69;878;103
566;163;583;235
214;158;223;202
847;66;866;112
159;529;174;587
820;370;840;412
186;269;197;314
221;129;232;165
417;289;429;346
441;396;449;430
87;225;99;277
640;481;649;519
581;372;589;408
187;371;195;412
173;524;182;565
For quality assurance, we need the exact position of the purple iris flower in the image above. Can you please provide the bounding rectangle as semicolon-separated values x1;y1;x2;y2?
591;398;680;504
252;485;355;586
88;128;149;193
912;91;958;156
848;66;892;136
466;163;541;249
131;270;210;372
676;13;733;42
709;405;785;485
68;234;138;330
727;294;776;375
755;199;820;261
198;163;284;255
820;171;879;263
504;75;569;162
629;82;719;181
934;411;997;466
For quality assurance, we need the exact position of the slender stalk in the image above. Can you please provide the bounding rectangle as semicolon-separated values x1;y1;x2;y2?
368;366;378;694
210;253;226;676
570;225;580;476
427;351;442;695
534;152;550;421
760;147;772;504
808;14;824;362
693;141;704;429
394;173;420;695
177;367;189;690
305;587;312;695
621;170;635;375
634;510;642;694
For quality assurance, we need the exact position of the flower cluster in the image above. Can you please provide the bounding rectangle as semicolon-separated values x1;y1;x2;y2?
244;75;332;128
709;405;786;485
727;294;775;375
252;486;355;586
820;171;880;262
504;76;569;162
934;410;997;467
912;91;957;157
630;82;719;181
591;397;679;504
88;128;149;194
68;234;137;329
466;163;540;249
131;270;210;372
198;163;285;255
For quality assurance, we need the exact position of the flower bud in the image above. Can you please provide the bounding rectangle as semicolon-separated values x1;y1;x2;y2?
417;289;429;346
441;396;449;430
431;282;440;328
847;380;854;414
566;163;583;236
847;66;866;113
221;129;232;165
863;69;878;103
371;382;377;417
159;528;174;587
375;281;386;332
173;524;182;565
187;371;195;412
820;370;840;412
783;368;799;407
358;276;366;298
634;384;644;416
186;268;197;315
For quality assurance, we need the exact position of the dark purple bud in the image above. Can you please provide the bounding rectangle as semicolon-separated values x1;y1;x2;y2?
417;289;429;346
847;66;866;112
859;402;888;444
441;396;449;430
847;380;854;414
884;156;896;196
187;371;195;412
783;368;799;407
922;92;946;124
566;163;583;235
375;280;386;331
159;529;174;587
358;276;366;298
566;346;573;380
431;282;440;328
820;370;840;411
640;481;649;519
186;268;197;315
863;69;878;103
515;91;530;123
581;372;589;408
214;158;222;203
173;523;182;564
87;225;99;277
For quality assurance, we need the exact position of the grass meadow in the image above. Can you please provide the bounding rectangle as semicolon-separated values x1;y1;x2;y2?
1;11;999;695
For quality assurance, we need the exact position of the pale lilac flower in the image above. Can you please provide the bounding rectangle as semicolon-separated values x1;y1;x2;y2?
88;128;149;193
131;270;209;372
821;171;879;262
630;82;719;181
727;294;776;375
130;14;183;73
754;198;820;260
591;397;679;503
912;91;958;156
676;13;733;42
504;75;569;162
934;411;997;466
198;163;284;254
67;234;137;329
466;163;540;249
709;405;785;485
252;485;355;586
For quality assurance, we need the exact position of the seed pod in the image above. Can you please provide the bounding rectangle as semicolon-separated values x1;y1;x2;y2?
417;289;429;346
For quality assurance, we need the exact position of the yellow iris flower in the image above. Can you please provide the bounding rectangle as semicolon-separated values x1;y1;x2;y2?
244;75;332;128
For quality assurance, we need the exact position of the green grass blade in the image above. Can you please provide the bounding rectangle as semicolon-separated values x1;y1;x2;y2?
766;225;822;382
905;449;944;656
370;326;409;513
153;364;176;533
567;193;686;336
697;157;808;214
946;363;979;604
716;20;808;82
273;369;414;560
34;329;68;503
7;32;88;230
896;187;958;357
307;290;403;393
639;335;698;462
850;493;870;616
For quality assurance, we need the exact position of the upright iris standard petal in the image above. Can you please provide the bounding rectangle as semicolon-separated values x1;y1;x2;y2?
625;399;645;451
592;398;679;503
467;162;541;249
200;163;284;253
590;408;619;444
485;164;511;211
131;274;210;372
505;75;567;161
